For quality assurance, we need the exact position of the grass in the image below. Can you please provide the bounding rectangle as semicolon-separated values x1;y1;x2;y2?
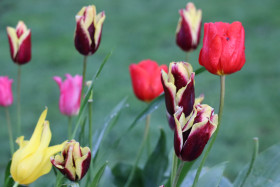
0;0;280;186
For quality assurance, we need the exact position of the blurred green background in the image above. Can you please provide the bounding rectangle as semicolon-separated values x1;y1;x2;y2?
0;0;279;186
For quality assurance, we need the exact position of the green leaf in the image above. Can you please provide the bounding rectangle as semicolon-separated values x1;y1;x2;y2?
143;129;168;187
55;170;67;187
90;161;108;187
4;160;13;187
71;51;112;139
112;163;143;187
234;143;280;187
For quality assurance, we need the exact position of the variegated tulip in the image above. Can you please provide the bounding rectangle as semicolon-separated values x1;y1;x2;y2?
6;21;31;65
10;109;66;185
161;62;195;129
176;2;202;52
174;104;218;161
51;140;91;181
75;5;106;56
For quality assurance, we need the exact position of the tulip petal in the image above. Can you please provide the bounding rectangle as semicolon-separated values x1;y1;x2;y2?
174;116;183;158
75;19;92;55
161;70;176;115
75;148;91;180
6;27;18;59
93;11;105;48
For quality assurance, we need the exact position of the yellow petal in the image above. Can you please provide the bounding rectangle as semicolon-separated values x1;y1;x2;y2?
6;27;19;58
93;12;105;46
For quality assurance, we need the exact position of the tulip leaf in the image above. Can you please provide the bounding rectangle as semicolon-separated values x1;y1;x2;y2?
90;161;108;187
234;142;280;187
143;129;168;187
194;67;206;75
71;51;112;139
112;163;144;187
4;160;13;187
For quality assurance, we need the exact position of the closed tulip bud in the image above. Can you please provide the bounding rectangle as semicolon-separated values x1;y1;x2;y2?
176;3;202;52
53;74;83;116
10;109;66;185
161;62;195;129
51;140;91;181
199;21;246;75
0;76;13;107
174;104;218;161
74;5;106;56
129;59;168;102
6;21;31;65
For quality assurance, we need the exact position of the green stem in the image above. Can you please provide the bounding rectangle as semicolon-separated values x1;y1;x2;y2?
81;56;88;98
17;66;21;136
13;182;19;187
172;161;185;187
5;108;14;155
171;151;178;186
88;101;93;150
192;75;226;187
240;137;259;187
124;114;151;187
68;116;72;140
146;114;151;156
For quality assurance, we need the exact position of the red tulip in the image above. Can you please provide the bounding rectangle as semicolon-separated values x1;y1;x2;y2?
176;3;202;52
129;59;168;102
0;76;13;107
6;21;31;65
199;21;246;75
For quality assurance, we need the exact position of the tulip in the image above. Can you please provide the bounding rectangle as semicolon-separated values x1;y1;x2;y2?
53;74;83;116
199;21;246;75
161;62;195;129
174;104;218;161
129;59;168;102
51;140;91;181
176;2;202;52
0;76;13;107
6;21;31;65
10;109;66;185
74;5;106;56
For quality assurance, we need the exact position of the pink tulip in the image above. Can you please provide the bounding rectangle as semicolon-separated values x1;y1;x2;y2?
0;76;13;107
53;74;83;116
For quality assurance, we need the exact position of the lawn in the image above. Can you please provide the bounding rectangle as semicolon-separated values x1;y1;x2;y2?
0;0;279;186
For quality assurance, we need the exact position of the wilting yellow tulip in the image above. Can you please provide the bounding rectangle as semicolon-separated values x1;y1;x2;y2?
10;108;66;185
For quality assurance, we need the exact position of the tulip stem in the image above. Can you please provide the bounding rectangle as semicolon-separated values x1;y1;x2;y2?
82;56;88;98
192;75;226;187
240;137;259;187
88;100;93;150
172;161;185;187
13;182;19;187
16;65;21;136
124;114;151;187
171;151;178;186
68;116;72;140
5;108;14;155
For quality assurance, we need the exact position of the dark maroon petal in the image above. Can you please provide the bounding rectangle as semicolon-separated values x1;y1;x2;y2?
161;75;176;115
174;118;183;158
171;63;189;91
79;151;91;180
90;27;102;54
166;112;175;130
15;31;31;65
176;15;193;52
74;20;91;56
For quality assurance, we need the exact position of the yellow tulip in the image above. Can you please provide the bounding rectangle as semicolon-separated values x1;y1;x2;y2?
10;108;66;185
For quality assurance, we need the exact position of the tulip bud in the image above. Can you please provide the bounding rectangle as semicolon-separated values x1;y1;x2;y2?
0;76;13;107
10;109;66;185
129;59;168;102
199;21;246;75
176;3;202;52
174;104;218;161
161;62;195;129
6;21;31;65
51;140;91;181
74;5;106;56
53;74;83;116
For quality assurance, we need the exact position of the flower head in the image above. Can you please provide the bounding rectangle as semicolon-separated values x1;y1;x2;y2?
10;109;66;185
0;76;13;107
74;5;106;56
199;21;246;75
53;74;83;116
6;21;31;65
129;59;168;102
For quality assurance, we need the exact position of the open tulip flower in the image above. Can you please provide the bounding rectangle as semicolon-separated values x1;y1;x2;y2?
129;59;168;102
10;109;66;185
176;2;202;52
53;74;83;116
6;21;31;65
199;21;246;75
174;104;218;161
161;62;195;129
75;5;106;56
0;76;13;107
51;140;91;181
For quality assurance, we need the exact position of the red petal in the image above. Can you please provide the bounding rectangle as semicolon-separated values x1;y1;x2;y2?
15;30;31;65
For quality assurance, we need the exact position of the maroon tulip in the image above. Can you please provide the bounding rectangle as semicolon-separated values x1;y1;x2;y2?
199;21;246;75
129;59;168;102
6;21;31;65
